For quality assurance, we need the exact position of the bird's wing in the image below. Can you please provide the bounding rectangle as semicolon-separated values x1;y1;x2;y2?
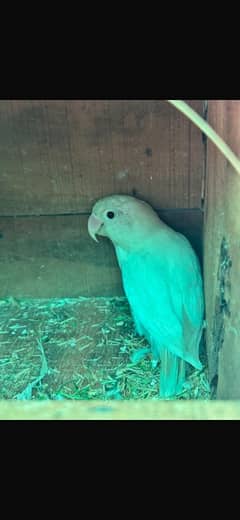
117;232;203;368
169;234;204;368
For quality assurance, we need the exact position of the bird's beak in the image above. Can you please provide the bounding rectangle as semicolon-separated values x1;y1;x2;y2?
88;213;103;242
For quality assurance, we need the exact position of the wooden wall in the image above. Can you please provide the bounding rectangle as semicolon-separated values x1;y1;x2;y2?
204;100;240;399
0;100;205;297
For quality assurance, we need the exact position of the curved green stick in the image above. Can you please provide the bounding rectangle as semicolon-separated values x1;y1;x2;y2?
167;100;240;176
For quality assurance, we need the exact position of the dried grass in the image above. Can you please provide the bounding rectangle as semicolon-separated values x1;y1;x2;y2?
0;296;210;401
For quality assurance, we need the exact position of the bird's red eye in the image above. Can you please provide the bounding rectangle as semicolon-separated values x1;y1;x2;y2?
107;211;115;219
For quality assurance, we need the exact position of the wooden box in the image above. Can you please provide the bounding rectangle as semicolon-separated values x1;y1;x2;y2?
0;99;239;409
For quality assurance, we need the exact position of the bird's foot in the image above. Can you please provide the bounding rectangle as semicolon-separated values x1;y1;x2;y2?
130;347;151;364
151;358;159;369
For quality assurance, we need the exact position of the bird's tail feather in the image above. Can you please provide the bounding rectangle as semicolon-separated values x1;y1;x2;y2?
159;351;186;398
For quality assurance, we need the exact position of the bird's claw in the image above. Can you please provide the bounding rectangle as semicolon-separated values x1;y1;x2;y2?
130;347;151;364
151;359;159;369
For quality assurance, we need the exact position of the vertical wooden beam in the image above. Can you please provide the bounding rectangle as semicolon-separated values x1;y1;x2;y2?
204;100;240;399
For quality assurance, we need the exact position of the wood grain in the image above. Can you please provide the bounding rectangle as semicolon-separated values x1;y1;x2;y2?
0;209;203;298
204;100;240;399
0;100;204;216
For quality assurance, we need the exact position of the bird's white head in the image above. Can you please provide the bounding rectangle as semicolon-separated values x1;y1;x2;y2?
88;194;164;251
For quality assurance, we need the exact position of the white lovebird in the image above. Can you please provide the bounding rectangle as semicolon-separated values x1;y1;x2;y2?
88;194;204;398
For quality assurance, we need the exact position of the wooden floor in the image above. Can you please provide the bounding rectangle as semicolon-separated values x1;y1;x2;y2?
0;400;240;420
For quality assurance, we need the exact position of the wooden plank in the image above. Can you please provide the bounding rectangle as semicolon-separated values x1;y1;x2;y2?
0;400;240;419
0;210;203;298
0;214;122;298
0;100;204;216
204;100;240;399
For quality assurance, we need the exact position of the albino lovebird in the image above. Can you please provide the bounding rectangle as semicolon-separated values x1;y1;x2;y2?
88;194;204;398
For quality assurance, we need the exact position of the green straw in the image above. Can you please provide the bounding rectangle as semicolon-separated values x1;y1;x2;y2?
167;100;240;176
